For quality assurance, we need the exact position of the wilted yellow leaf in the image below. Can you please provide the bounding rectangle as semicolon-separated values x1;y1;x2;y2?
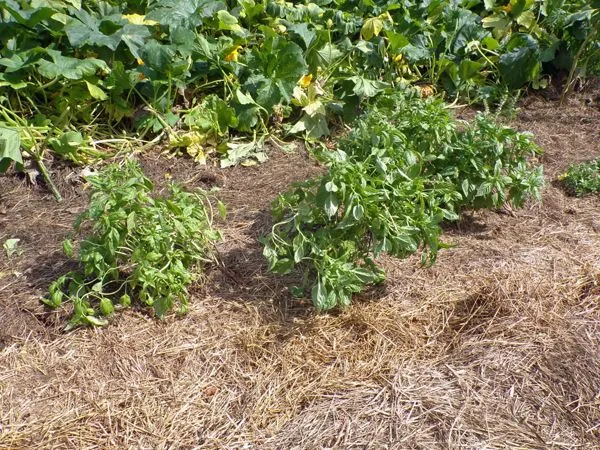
122;14;158;26
419;85;435;98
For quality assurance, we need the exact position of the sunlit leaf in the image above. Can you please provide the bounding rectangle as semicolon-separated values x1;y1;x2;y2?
350;76;387;97
243;37;307;109
85;81;108;100
37;50;108;80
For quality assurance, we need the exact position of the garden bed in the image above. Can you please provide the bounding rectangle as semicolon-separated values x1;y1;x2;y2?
1;89;599;448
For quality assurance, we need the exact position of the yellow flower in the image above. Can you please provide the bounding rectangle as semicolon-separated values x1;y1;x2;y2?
136;58;144;66
298;74;313;88
224;46;242;62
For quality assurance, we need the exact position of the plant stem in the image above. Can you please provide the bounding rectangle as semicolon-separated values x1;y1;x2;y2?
561;28;597;105
32;153;63;202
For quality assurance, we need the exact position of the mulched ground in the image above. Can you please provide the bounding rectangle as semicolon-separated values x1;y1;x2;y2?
0;86;599;449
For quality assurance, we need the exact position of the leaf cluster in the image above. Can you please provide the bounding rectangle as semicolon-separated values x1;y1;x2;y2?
559;158;600;197
263;91;544;310
45;160;223;329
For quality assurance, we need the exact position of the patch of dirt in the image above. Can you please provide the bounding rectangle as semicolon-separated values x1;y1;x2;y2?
1;89;599;449
0;166;89;347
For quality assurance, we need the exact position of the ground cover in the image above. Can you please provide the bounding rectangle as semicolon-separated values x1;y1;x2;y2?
1;1;600;448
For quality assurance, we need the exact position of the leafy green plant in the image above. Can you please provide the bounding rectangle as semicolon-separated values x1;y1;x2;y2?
559;158;600;197
263;91;543;310
44;160;224;329
557;3;600;103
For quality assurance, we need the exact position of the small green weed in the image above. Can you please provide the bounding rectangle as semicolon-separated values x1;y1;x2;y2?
263;92;544;310
44;161;224;329
559;158;600;196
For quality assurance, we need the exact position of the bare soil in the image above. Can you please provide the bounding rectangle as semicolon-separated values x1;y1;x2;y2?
0;88;599;449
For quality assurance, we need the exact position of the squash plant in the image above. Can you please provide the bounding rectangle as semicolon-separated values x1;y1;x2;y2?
1;0;598;174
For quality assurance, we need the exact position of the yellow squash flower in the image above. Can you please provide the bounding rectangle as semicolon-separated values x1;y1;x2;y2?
298;74;313;88
225;46;242;62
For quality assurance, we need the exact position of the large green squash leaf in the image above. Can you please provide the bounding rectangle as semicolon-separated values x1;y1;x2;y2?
146;0;226;28
450;9;489;54
65;9;122;50
498;33;541;88
243;37;307;110
140;40;175;71
119;24;152;59
37;50;108;80
287;23;316;50
64;9;150;58
350;76;387;98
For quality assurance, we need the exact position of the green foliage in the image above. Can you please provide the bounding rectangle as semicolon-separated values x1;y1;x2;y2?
498;33;541;89
263;91;543;310
242;36;308;111
44;161;223;329
559;158;600;197
0;0;597;169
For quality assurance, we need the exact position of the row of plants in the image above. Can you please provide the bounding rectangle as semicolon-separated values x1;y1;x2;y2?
45;91;544;326
1;1;590;324
1;0;598;181
559;158;600;196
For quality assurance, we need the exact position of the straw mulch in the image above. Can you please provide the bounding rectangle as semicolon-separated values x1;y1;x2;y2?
1;91;599;449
